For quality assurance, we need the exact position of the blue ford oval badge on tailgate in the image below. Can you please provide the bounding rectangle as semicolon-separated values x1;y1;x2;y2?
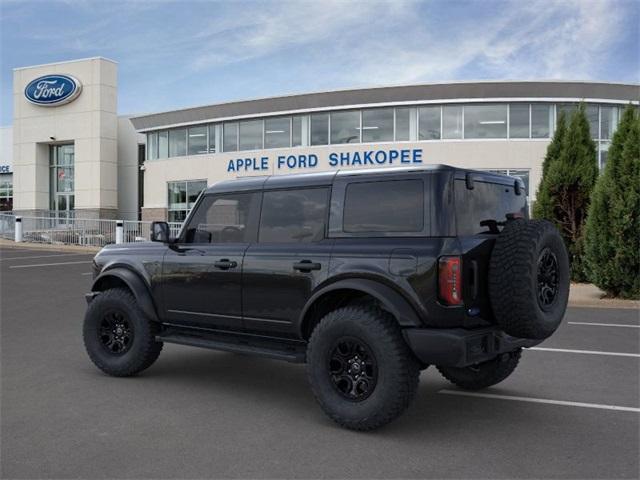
24;74;82;106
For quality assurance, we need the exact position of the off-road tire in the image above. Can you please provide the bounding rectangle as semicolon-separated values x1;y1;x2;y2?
306;305;420;431
83;288;163;376
437;349;521;390
489;219;569;340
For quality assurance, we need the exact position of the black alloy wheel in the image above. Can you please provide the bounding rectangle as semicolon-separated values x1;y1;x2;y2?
537;247;559;309
99;310;134;355
328;337;378;401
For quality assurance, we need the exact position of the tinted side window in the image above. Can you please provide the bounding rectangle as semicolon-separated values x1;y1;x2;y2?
259;188;329;243
343;180;424;233
183;193;260;244
454;180;527;235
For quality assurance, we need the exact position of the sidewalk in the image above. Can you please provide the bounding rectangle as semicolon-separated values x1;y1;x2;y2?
569;283;639;310
0;238;100;254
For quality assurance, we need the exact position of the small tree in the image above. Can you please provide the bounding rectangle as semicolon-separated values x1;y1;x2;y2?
539;104;598;281
584;106;640;298
533;112;567;220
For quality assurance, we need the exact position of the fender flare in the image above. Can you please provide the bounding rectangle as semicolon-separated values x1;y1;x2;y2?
298;278;422;336
91;267;159;322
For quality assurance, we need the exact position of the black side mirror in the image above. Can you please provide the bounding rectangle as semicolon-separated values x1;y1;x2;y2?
151;221;170;243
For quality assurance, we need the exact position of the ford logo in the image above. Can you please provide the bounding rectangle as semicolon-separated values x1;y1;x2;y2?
24;74;82;106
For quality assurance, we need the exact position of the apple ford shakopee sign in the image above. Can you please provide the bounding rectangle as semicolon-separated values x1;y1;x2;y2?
24;74;82;106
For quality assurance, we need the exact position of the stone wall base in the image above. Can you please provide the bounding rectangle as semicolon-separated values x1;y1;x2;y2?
141;208;168;222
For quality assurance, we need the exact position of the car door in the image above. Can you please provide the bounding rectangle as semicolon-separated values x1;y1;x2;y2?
161;191;261;331
242;186;333;337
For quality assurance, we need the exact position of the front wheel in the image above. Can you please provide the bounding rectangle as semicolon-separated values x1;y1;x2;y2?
83;288;163;377
437;349;522;390
306;305;420;431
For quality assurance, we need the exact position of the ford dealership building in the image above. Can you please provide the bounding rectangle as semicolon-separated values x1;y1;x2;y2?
5;57;638;221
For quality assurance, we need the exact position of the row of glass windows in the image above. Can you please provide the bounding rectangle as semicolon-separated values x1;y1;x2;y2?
147;103;625;160
0;173;12;211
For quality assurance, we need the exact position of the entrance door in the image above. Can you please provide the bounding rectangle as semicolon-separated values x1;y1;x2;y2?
161;191;261;331
50;144;75;222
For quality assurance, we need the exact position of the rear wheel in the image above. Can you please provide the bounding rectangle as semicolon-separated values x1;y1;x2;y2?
437;349;521;390
83;288;163;377
306;305;420;431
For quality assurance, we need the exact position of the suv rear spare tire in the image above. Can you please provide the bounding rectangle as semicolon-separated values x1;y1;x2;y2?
489;219;569;340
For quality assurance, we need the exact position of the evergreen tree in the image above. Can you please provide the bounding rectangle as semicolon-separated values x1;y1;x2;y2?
533;111;567;220
584;106;640;298
541;104;598;281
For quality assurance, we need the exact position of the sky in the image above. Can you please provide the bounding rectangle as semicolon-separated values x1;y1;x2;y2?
0;0;638;126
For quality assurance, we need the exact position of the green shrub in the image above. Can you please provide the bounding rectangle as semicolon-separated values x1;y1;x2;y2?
533;112;567;220
584;106;640;298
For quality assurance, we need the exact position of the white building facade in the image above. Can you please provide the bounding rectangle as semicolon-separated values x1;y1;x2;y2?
4;57;638;221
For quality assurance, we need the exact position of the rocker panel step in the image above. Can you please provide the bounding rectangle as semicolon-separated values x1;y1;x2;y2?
156;330;306;363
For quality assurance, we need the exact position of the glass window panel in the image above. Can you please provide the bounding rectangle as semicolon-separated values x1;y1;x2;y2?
586;105;599;139
600;106;619;140
147;132;158;160
343;180;424;233
509;104;529;138
169;128;187;157
187;126;208;156
557;103;577;122
362;108;393;143
223;122;238;152
330;111;360;144
419;106;441;140
265;117;291;149
158;131;168;159
310;113;329;145
56;167;74;192
531;104;552;138
395;107;411;141
168;181;187;210
464;104;507;139
187;180;207;208
442;106;463;139
259;188;329;243
208;125;217;153
239;120;263;151
168;210;186;223
599;142;610;170
292;116;303;146
184;192;260;244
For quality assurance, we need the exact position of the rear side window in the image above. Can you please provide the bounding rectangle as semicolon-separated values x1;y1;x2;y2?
455;180;527;235
343;180;424;233
259;188;329;243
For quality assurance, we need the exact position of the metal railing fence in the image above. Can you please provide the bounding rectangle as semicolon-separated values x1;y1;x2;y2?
0;214;184;248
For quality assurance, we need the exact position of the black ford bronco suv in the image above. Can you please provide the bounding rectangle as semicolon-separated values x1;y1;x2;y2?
84;165;569;430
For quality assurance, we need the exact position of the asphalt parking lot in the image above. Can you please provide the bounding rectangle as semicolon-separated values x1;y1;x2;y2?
1;245;638;479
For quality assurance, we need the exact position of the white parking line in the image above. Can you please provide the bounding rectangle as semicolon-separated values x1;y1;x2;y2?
438;390;640;413
530;347;640;358
1;253;92;261
9;261;92;269
81;272;93;276
568;321;640;329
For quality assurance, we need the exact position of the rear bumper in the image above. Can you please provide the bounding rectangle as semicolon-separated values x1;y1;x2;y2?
402;327;541;368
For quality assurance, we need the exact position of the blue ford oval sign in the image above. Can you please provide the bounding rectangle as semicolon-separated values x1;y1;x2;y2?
24;74;82;106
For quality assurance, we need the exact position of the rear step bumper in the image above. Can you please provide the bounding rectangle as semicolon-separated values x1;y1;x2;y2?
402;327;542;368
157;327;306;363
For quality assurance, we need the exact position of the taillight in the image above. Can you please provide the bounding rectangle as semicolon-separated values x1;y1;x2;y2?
438;256;463;306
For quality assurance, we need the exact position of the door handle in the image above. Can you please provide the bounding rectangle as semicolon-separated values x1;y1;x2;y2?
293;260;321;272
213;259;238;270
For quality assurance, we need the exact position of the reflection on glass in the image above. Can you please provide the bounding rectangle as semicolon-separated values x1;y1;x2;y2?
169;129;187;157
292;116;303;146
310;113;329;145
464;104;507;139
147;132;158;160
188;126;208;155
223;123;238;152
586;105;599;139
600;106;619;140
265;117;291;149
208;125;216;153
442;106;463;139
239;120;263;150
362;108;393;143
509;104;529;138
419;106;440;140
531;104;551;138
158;131;168;159
395;108;411;141
331;111;360;144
